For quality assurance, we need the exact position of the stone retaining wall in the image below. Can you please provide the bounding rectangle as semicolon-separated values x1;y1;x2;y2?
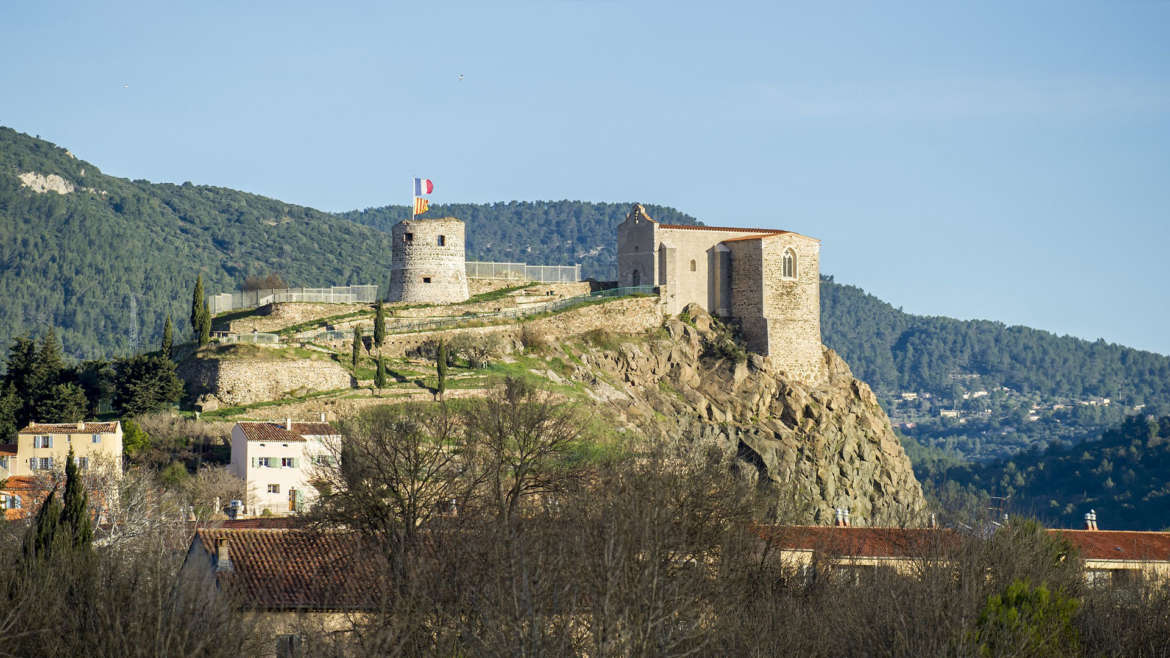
182;358;354;408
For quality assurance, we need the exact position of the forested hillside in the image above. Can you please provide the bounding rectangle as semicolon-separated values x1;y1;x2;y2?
917;415;1170;531
0;127;395;361
339;201;700;280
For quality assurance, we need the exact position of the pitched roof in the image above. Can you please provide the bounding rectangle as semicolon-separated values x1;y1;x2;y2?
18;421;120;434
191;528;380;611
758;526;958;558
1049;529;1170;562
0;444;16;456
658;223;786;235
235;422;307;442
289;422;337;437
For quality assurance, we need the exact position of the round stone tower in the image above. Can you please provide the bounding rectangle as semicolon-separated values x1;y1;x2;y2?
388;217;470;304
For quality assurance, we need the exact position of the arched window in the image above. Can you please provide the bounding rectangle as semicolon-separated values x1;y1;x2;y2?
689;259;697;272
632;269;641;286
782;248;797;279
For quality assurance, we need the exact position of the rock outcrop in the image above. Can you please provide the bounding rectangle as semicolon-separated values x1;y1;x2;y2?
18;171;75;194
575;304;927;526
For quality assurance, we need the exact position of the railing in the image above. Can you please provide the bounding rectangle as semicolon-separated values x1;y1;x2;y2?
296;286;657;342
465;261;581;283
208;285;379;315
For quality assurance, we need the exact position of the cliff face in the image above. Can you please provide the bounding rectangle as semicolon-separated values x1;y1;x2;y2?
573;304;927;526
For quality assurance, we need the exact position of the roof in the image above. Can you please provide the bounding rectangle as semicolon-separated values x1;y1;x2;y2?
18;421;120;434
658;223;786;235
0;444;16;456
1050;530;1170;562
758;526;958;558
288;422;337;437
0;476;42;492
235;422;307;442
191;528;379;611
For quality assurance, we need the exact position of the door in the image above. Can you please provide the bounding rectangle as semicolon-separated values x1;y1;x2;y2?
288;488;297;512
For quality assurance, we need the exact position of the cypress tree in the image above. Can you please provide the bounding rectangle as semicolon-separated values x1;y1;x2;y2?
436;340;448;399
35;328;65;388
190;274;205;336
59;447;92;549
198;300;212;346
161;314;174;358
22;488;61;562
352;326;363;371
374;300;385;347
375;356;387;388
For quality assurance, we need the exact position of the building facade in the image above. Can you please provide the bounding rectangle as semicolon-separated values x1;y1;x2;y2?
617;204;823;383
388;217;470;304
2;421;123;478
229;419;338;516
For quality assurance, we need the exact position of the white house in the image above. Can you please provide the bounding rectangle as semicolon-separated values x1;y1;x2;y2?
229;418;338;516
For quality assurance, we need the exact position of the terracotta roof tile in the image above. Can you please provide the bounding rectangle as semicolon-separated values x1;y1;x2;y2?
193;528;379;610
0;444;16;456
757;526;959;558
19;422;119;434
1049;529;1170;562
289;422;337;437
236;422;307;442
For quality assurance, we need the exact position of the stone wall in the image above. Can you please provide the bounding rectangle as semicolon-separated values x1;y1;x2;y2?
728;233;824;383
227;302;370;333
388;217;470;304
182;358;354;408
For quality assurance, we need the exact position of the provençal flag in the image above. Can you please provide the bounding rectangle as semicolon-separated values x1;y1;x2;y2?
413;197;430;215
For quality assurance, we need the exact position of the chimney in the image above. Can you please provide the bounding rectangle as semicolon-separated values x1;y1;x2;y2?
834;508;844;527
76;421;85;430
1084;511;1094;530
216;540;233;572
1090;509;1098;531
843;508;851;527
929;513;938;529
285;417;292;431
320;412;327;422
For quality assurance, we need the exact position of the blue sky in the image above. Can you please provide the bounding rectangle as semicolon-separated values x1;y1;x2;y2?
3;1;1169;354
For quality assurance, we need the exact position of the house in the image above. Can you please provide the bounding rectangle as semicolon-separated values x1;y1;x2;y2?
1052;527;1170;587
179;527;378;653
0;476;37;520
229;418;339;517
2;421;123;479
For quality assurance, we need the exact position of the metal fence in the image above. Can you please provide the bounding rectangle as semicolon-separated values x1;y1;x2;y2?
207;285;379;315
465;261;581;283
213;331;281;345
297;286;657;341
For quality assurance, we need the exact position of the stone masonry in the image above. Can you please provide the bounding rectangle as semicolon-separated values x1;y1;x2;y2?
388;217;470;304
616;204;824;384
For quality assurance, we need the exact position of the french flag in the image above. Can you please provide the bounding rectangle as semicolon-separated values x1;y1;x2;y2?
413;178;434;195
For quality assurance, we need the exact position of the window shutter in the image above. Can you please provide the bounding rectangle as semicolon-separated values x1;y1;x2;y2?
47;436;53;448
15;495;21;509
29;458;35;470
290;458;297;468
251;457;257;468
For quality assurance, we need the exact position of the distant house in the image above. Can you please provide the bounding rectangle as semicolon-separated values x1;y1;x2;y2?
179;527;378;653
0;476;37;520
1053;529;1170;587
2;421;123;479
939;410;961;419
229;418;339;516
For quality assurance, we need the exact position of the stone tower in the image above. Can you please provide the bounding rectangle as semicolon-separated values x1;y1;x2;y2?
388;217;470;304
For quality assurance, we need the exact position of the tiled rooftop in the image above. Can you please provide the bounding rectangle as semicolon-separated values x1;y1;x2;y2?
759;526;958;558
288;422;337;437
1050;529;1170;562
236;422;308;443
192;528;379;610
18;422;120;434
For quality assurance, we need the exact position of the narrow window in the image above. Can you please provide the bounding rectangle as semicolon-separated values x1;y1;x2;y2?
422;277;432;283
281;457;295;468
782;248;798;279
92;434;100;443
404;232;414;243
437;235;446;246
631;269;641;286
268;484;280;494
689;259;697;272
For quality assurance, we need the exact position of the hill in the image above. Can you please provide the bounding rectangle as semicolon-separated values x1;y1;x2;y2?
919;414;1170;531
0;127;396;361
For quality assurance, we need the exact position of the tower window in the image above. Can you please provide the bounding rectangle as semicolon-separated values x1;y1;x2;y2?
437;235;446;246
689;259;697;272
422;277;432;283
782;248;797;279
404;232;413;243
631;269;641;286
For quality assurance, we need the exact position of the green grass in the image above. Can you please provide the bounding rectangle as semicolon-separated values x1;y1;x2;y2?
279;308;374;336
199;387;351;419
467;283;533;304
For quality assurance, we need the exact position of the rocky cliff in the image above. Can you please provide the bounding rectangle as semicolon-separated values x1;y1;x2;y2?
572;304;927;526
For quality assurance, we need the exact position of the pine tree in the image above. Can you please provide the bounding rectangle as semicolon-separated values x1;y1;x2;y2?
35;328;65;389
59;447;92;549
374;357;387;388
190;274;205;336
198;299;212;346
374;300;386;347
161;314;174;358
352;327;363;371
436;340;448;400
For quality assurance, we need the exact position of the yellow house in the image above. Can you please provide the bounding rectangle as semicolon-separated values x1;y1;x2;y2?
3;421;123;478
